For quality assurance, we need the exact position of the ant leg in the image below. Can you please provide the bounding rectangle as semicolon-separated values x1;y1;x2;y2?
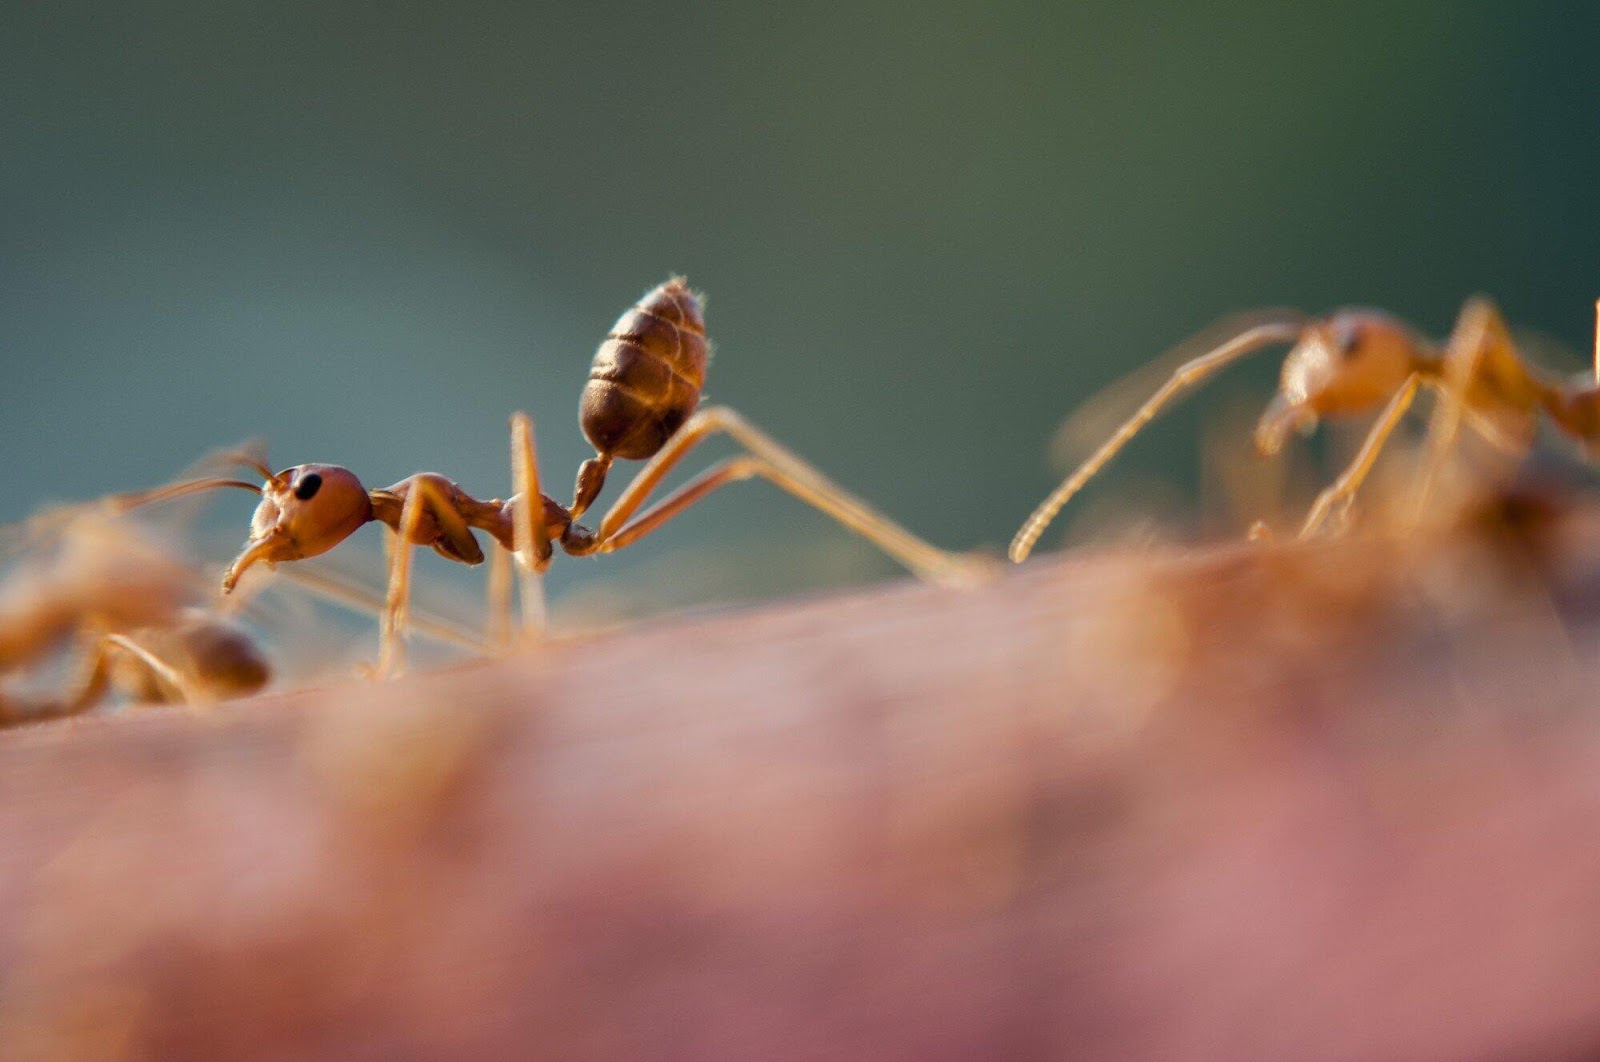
61;641;116;716
1298;373;1422;538
1411;298;1512;524
378;477;487;675
380;484;430;677
509;413;549;639
271;565;488;653
583;407;987;587
100;634;205;708
1010;321;1306;562
587;455;797;553
485;548;513;648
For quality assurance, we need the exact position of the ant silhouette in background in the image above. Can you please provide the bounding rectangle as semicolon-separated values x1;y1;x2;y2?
208;278;985;671
0;483;272;725
1011;297;1600;561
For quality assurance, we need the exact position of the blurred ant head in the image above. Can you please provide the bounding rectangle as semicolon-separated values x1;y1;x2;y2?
1255;311;1427;456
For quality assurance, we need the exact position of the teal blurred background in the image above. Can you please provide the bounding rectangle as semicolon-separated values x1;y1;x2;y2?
3;2;1598;608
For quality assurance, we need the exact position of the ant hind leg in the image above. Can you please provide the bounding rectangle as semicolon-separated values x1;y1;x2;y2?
579;406;990;587
509;412;550;640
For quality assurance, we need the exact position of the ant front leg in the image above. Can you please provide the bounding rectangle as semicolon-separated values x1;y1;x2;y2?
566;406;989;587
377;478;478;677
1298;373;1423;538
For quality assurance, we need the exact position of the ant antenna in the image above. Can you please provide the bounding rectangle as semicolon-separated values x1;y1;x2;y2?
1010;319;1306;562
104;477;264;515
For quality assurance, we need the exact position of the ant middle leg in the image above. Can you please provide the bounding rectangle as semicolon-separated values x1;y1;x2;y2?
378;478;477;677
566;406;989;587
1410;298;1525;525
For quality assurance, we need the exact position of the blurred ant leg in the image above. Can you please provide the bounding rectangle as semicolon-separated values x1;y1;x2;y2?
381;483;434;677
101;633;205;708
62;643;116;716
0;689;78;728
1298;373;1422;539
1010;321;1306;563
590;455;782;552
510;412;549;640
380;476;493;674
587;406;984;586
485;548;513;648
274;565;488;653
1411;298;1505;525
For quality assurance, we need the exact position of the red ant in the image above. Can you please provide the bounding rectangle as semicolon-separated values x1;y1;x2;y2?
202;278;984;670
1011;297;1600;560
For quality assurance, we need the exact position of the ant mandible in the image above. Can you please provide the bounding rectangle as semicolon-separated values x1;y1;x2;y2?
1010;297;1600;562
214;278;985;670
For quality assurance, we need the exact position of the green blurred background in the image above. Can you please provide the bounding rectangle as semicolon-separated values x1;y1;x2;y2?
4;1;1598;609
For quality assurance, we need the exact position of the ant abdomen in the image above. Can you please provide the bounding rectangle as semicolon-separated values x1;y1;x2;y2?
579;276;708;462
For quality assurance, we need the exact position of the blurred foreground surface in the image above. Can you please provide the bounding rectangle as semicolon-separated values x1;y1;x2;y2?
4;503;1600;1060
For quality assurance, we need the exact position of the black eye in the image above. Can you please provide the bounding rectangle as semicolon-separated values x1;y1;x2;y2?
294;473;323;501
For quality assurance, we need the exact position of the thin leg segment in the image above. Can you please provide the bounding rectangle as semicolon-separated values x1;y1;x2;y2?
272;564;488;653
594;456;770;553
1298;373;1422;538
1009;321;1305;563
509;412;549;639
1410;299;1506;525
485;547;513;649
102;634;203;707
587;406;986;587
380;480;450;676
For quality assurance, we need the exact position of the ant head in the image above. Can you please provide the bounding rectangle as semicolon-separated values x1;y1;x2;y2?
222;464;373;591
1255;311;1425;455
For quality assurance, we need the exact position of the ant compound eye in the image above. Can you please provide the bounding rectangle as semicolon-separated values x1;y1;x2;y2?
294;472;323;501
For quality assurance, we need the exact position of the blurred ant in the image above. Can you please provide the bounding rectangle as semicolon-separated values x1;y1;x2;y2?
0;471;483;726
1011;297;1600;561
211;278;984;671
0;485;271;725
0;606;269;729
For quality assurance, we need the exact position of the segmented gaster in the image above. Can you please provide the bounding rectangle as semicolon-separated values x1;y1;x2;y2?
579;277;708;461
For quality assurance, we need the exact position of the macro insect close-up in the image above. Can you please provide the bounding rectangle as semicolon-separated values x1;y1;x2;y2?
1011;297;1600;560
149;277;984;671
5;3;1600;1059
